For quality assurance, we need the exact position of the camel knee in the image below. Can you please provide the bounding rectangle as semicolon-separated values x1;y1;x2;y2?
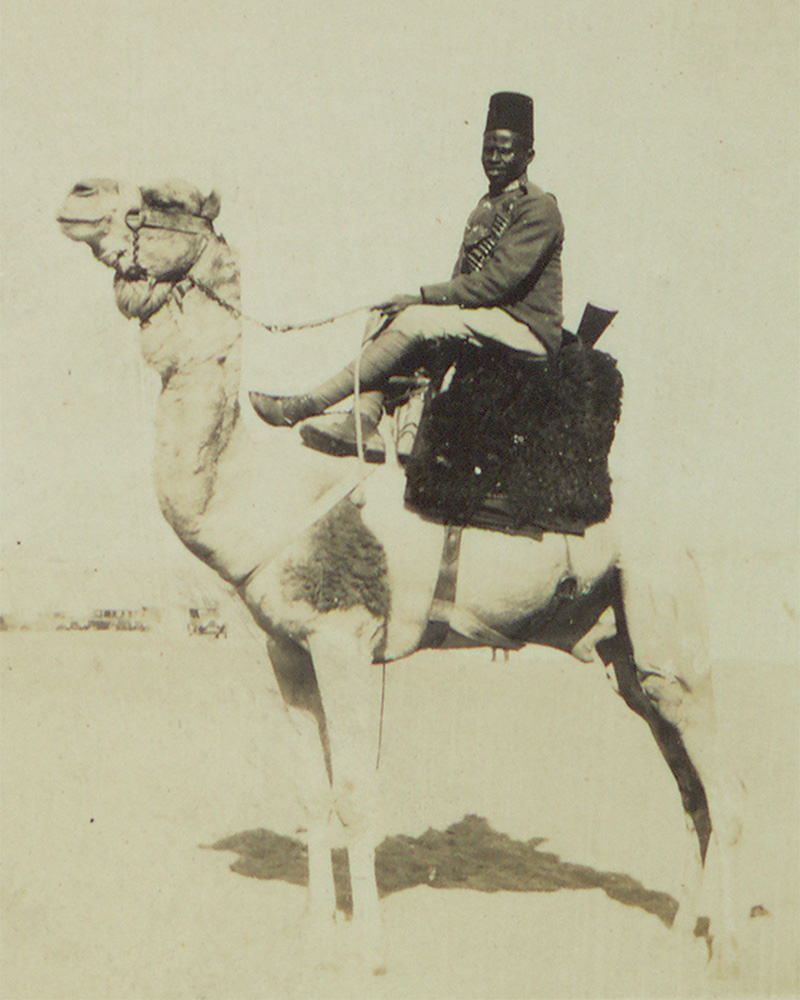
300;784;335;829
639;672;690;725
640;666;713;725
708;778;745;848
715;811;743;849
332;778;375;838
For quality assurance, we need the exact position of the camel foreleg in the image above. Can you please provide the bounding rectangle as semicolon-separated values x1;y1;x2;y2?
306;609;387;975
266;635;339;950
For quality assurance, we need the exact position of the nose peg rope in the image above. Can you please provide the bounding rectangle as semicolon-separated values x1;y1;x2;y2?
376;660;387;771
184;263;392;477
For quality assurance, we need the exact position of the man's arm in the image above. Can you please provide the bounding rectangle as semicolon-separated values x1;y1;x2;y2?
375;292;423;319
420;194;562;308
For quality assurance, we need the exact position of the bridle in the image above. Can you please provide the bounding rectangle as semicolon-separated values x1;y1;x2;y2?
123;201;374;334
118;197;415;760
123;202;213;286
125;204;214;237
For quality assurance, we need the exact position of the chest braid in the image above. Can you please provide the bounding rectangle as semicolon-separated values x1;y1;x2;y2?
461;210;512;274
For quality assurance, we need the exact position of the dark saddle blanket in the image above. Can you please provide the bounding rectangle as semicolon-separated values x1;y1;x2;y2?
402;336;623;536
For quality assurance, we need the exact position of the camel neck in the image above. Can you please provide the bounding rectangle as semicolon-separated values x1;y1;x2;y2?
143;239;246;555
142;239;358;586
153;320;243;548
138;236;242;379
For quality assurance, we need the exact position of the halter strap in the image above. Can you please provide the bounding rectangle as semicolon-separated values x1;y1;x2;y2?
127;206;214;235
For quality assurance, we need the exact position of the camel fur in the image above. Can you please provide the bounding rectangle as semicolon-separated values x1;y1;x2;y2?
57;178;743;975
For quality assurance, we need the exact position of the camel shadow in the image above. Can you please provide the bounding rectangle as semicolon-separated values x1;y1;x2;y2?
207;814;680;928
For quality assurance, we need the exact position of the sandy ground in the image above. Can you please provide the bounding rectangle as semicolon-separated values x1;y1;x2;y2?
1;629;797;999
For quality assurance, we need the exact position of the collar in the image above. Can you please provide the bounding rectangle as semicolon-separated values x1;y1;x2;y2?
487;172;529;198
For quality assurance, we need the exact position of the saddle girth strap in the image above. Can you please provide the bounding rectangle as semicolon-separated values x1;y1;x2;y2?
421;525;524;651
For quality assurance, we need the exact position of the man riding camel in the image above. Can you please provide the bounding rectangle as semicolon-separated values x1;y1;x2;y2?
250;91;564;460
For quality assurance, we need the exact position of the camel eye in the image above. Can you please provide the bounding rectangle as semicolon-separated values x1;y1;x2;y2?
72;184;95;197
146;195;185;212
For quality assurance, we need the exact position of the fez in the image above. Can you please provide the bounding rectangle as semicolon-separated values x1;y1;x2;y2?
485;91;534;145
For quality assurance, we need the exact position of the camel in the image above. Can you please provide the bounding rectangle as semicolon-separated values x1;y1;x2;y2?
57;178;742;975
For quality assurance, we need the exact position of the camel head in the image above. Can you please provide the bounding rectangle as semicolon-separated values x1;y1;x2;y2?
58;178;223;320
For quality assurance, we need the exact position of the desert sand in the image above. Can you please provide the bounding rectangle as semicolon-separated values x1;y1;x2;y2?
1;627;797;999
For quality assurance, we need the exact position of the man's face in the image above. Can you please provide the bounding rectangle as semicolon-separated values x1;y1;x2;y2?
481;129;533;192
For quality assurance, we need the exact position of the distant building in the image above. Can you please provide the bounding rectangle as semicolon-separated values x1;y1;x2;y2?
1;605;228;637
187;606;227;638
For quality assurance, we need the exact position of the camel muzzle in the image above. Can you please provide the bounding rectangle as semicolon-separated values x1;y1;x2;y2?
57;216;106;240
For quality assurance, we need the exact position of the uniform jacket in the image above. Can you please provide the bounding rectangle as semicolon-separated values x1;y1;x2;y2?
420;176;564;353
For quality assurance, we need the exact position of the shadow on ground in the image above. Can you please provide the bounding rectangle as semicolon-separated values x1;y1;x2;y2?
207;814;679;927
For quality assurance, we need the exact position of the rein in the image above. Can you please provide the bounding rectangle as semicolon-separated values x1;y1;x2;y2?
188;278;376;335
127;208;387;468
127;204;375;334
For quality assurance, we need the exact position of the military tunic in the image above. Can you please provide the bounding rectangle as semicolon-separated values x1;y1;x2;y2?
420;176;564;353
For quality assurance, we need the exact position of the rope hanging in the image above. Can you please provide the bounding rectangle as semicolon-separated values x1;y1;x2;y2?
187;273;375;335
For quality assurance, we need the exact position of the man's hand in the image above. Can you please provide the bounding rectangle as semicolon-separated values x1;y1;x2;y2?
375;293;422;319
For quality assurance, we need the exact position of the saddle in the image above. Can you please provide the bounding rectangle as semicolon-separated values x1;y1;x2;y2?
398;306;623;537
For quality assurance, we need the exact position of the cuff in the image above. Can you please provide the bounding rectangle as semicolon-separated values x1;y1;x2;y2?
420;282;455;305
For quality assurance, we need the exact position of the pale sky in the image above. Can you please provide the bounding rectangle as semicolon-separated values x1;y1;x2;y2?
1;0;798;657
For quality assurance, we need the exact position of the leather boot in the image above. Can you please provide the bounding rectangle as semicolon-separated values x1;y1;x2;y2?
300;411;385;462
249;392;319;427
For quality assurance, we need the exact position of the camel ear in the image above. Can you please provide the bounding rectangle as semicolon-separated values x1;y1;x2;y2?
201;190;221;221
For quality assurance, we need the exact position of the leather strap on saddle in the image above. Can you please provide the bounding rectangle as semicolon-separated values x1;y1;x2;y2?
420;524;524;651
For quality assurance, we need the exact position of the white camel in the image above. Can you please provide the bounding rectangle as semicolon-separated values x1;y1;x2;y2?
58;178;742;974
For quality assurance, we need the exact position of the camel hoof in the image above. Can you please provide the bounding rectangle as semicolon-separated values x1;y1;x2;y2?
700;926;739;980
299;907;341;966
709;945;740;980
352;927;387;977
361;945;388;977
671;902;701;938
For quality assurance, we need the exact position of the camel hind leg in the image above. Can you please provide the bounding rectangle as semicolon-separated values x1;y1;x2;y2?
597;564;742;969
597;622;712;939
596;616;711;863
